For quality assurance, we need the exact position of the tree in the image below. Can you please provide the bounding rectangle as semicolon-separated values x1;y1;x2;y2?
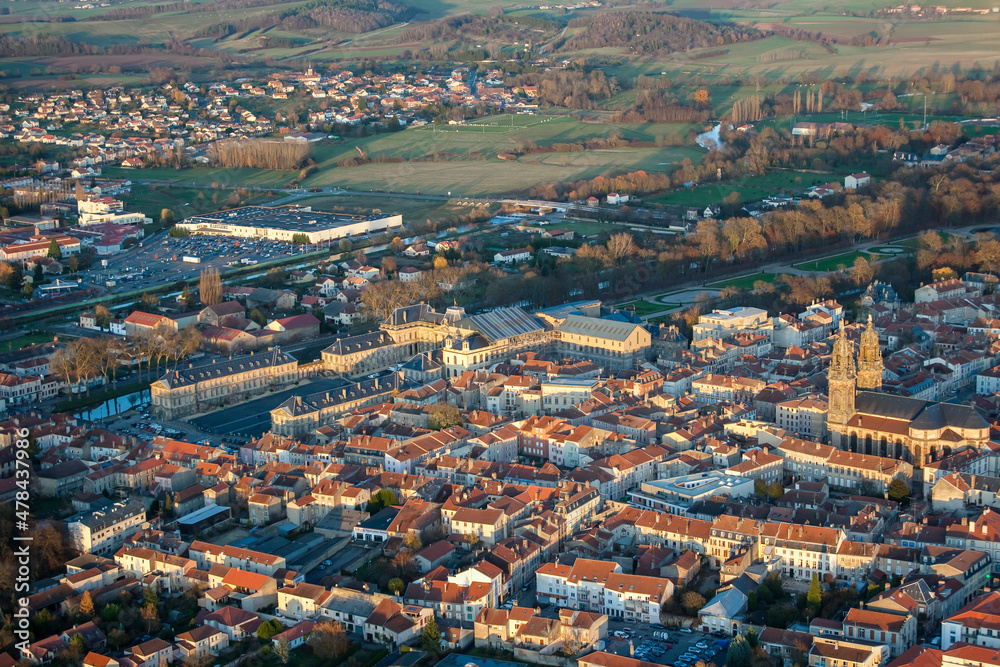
48;239;62;259
67;631;88;658
360;280;416;323
68;255;78;273
249;308;267;326
421;617;442;654
338;239;353;253
381;256;397;276
932;266;958;282
766;481;784;499
95;304;112;329
606;232;638;264
367;488;399;514
79;590;95;617
433;256;448;271
256;619;282;641
141;603;161;634
726;634;751;667
160;208;175;226
23;282;34;298
888;479;911;505
308;621;350;658
168;226;189;238
0;262;21;290
807;574;823;610
850;256;876;286
427;403;462;430
388;577;405;595
291;233;310;245
199;267;223;305
274;638;290;665
681;591;706;615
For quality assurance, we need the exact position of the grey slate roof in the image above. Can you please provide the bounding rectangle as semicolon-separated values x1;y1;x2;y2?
460;307;544;342
155;348;295;389
854;391;988;430
322;330;394;356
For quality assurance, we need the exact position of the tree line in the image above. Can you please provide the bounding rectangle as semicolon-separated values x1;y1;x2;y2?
207;139;312;170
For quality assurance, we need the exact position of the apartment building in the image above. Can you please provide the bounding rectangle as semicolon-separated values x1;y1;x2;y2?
67;500;146;555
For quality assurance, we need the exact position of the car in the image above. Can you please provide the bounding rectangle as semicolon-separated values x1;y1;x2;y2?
322;560;332;566
680;628;693;633
651;624;665;630
696;642;708;649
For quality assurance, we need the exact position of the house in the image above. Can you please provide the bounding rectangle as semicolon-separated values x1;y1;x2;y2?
414;540;456;573
699;587;748;636
363;598;433;647
398;266;425;283
844;173;871;190
130;638;173;667
271;621;314;649
175;626;229;660
264;313;320;343
494;248;532;264
199;302;246;326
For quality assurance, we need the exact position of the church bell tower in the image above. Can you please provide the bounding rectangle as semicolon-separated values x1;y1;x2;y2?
857;314;883;391
827;320;856;446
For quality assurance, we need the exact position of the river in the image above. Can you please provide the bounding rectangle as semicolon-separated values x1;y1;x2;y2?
697;124;724;151
75;388;151;421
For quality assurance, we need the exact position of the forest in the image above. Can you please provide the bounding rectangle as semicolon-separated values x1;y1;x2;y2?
563;11;763;54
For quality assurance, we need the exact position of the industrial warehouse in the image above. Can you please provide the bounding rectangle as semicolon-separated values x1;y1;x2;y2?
175;204;403;243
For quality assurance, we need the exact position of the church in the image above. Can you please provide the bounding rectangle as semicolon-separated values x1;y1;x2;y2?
827;316;990;468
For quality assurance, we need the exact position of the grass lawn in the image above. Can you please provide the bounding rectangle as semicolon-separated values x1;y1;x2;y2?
708;272;779;290
290;193;495;224
559;219;641;237
646;170;838;208
895;232;959;249
795;251;886;273
866;245;910;254
616;300;665;316
124;185;276;225
0;332;58;352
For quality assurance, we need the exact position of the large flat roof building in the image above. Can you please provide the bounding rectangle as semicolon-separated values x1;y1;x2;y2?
176;205;403;244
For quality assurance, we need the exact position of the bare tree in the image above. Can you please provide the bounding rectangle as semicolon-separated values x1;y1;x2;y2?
605;232;638;264
199;268;223;306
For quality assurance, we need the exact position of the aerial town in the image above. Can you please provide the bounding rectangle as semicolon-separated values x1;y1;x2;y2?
9;1;1000;667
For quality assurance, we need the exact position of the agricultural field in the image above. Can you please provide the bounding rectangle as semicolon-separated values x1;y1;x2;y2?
301;146;702;195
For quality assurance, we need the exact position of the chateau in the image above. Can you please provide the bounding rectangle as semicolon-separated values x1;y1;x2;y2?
322;301;653;380
827;316;990;469
151;348;299;419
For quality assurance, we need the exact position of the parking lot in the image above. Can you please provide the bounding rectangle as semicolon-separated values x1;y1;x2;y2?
77;231;322;296
604;623;727;667
189;376;350;436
